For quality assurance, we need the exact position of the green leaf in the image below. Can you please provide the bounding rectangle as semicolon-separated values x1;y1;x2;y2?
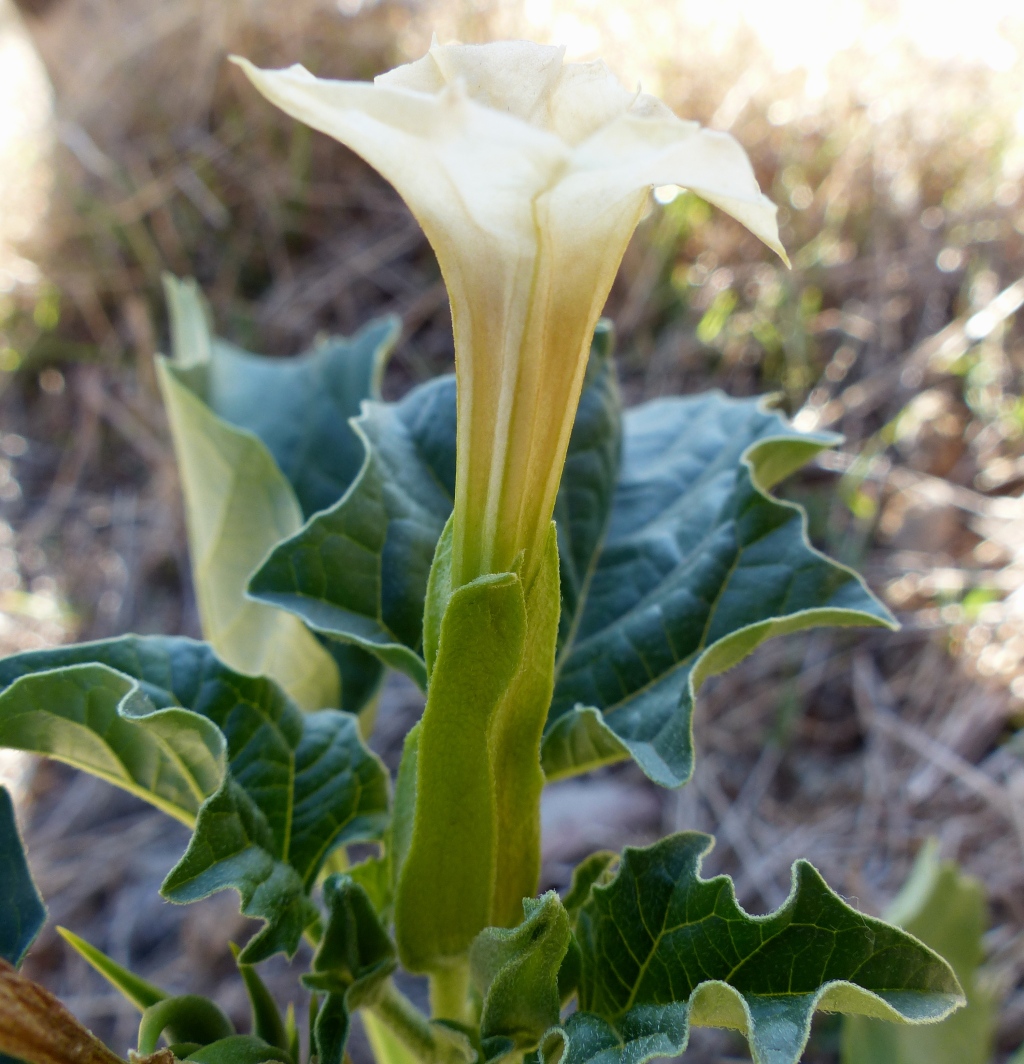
302;874;398;1064
394;568;528;974
0;637;390;962
347;855;392;919
57;927;166;1010
160;275;395;712
395;526;561;977
0;787;44;967
248;327;620;691
385;721;420;907
157;358;339;713
470;892;571;1058
249;375;456;689
284;1005;299;1064
546;833;962;1064
362;1012;421;1064
230;943;289;1055
561;852;617;921
552;322;622;652
0;642;225;826
841;841;997;1064
247;330;890;790
165;706;389;963
185;1035;289;1064
543;392;896;787
137;994;235;1054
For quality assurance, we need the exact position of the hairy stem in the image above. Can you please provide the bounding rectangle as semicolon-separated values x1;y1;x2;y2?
367;979;468;1064
428;961;472;1024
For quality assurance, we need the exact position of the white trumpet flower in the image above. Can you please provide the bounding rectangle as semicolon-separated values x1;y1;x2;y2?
233;40;786;590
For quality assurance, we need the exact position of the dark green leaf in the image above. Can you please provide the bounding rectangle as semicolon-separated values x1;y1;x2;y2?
302;874;398;1064
185;1035;289;1064
230;943;289;1055
57;927;166;1010
305;874;397;997
546;833;962;1064
0;644;225;825
561;851;617;921
161;275;394;712
164;706;389;962
248;328;620;690
182;316;399;520
556;852;618;1007
0;637;389;963
841;841;996;1064
471;892;571;1057
552;322;621;652
544;393;896;787
249;375;456;688
0;787;44;967
137;994;234;1054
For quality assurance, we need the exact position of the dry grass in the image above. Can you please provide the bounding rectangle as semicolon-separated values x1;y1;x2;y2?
1;0;1024;1060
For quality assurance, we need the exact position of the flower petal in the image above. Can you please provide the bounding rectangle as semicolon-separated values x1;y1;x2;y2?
428;39;566;122
546;60;641;144
230;57;564;249
231;48;786;587
567;112;787;263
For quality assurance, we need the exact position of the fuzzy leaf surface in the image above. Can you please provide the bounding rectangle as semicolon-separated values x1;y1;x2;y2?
250;375;456;688
303;874;397;1064
543;392;895;787
0;787;45;967
249;326;620;689
548;833;962;1064
0;637;389;962
471;892;571;1058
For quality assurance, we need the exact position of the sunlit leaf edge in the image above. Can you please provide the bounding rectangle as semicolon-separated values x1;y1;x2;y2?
541;409;898;788
545;831;962;1064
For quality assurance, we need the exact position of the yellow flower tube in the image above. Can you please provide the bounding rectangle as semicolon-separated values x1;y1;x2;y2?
232;40;785;592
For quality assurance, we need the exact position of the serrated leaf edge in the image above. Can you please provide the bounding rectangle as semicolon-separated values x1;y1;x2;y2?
545;837;962;1064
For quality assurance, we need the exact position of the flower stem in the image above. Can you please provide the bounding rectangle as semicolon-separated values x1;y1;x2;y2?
428;960;472;1024
366;979;470;1064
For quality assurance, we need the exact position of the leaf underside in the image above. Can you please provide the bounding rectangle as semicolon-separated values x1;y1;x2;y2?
161;276;395;712
550;833;962;1064
248;325;892;788
0;637;389;962
248;326;619;692
250;374;456;689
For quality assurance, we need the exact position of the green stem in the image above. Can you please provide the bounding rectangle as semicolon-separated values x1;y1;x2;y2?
366;979;469;1064
363;1010;420;1064
428;961;472;1024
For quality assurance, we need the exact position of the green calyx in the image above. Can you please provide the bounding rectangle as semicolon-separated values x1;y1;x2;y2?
394;520;561;999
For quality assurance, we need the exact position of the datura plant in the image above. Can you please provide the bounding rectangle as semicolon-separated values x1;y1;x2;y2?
0;38;963;1064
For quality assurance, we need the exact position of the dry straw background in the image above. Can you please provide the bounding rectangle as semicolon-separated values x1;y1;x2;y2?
1;0;1024;1060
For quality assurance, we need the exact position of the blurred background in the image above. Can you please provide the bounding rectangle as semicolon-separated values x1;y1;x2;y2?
0;0;1023;1060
